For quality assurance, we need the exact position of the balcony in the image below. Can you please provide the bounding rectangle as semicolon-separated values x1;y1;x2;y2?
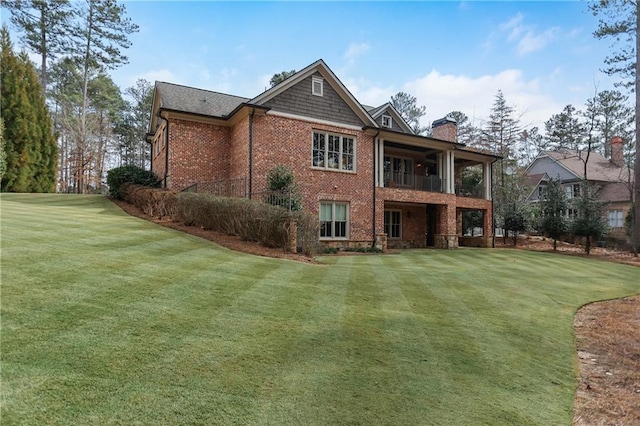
384;172;444;193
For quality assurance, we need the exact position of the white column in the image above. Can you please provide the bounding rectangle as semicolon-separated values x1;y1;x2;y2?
376;138;384;188
483;162;492;200
445;150;455;194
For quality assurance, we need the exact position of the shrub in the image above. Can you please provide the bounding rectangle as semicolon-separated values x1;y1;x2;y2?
107;165;160;199
121;183;176;219
174;192;319;252
265;165;302;211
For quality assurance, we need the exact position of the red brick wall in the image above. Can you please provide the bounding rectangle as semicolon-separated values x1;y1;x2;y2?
252;114;375;242
167;118;232;191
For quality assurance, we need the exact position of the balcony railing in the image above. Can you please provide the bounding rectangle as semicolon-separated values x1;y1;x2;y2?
384;173;443;193
455;183;484;198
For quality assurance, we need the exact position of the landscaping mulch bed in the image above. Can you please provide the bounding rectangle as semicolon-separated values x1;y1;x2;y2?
111;199;639;424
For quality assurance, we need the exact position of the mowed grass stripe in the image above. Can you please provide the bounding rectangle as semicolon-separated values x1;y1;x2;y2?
2;194;639;425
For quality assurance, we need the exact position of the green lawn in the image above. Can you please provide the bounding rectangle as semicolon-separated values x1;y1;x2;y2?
1;193;638;425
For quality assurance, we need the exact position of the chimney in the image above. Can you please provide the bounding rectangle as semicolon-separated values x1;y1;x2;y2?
431;116;457;142
610;136;624;167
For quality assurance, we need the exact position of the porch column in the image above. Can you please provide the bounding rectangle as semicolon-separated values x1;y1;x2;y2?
435;204;458;249
483;206;493;247
377;138;385;187
483;161;492;200
449;150;456;194
443;150;455;194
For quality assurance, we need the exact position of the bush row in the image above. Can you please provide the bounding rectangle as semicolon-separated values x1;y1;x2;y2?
120;184;320;256
121;183;176;219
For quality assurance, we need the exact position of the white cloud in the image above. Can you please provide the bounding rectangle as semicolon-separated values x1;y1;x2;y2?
498;13;559;56
351;69;564;129
344;42;370;61
500;12;525;41
517;27;559;56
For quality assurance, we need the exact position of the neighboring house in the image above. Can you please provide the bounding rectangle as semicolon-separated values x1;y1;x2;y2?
524;138;634;238
146;59;499;249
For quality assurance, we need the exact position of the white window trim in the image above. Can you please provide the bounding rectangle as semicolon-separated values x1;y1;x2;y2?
312;76;324;97
382;114;392;129
384;209;402;239
319;201;349;240
311;130;357;173
608;209;624;228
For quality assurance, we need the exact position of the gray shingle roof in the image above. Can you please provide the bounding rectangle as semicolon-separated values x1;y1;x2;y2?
156;81;249;117
545;148;632;183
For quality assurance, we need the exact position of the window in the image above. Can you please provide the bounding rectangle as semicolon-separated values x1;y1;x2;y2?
565;183;580;198
320;202;348;239
538;185;546;198
312;76;323;96
608;210;624;228
382;115;392;128
312;131;355;171
384;210;402;239
384;155;413;186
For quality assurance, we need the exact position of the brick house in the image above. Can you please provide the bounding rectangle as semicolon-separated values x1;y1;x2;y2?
147;59;498;249
524;138;634;239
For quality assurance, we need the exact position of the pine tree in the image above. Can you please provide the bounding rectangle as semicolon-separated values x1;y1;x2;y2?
539;177;568;250
390;92;429;135
1;27;34;191
66;0;138;193
570;180;608;254
0;26;57;192
1;0;73;90
0;118;6;180
544;104;584;151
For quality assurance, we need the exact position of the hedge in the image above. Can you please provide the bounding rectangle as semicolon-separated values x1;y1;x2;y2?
120;184;319;256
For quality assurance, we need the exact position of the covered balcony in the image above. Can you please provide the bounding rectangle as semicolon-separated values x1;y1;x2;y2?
377;141;492;201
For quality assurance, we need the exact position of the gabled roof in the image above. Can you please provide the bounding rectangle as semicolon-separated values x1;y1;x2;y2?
155;81;249;117
542;148;631;183
524;172;549;188
525;148;632;184
367;102;415;134
249;59;378;127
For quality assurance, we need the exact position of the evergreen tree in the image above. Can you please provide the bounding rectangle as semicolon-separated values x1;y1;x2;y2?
1;0;73;90
539;177;568;250
0;118;6;180
117;78;152;168
570;181;608;254
483;91;523;239
269;70;296;87
67;0;138;193
390;92;429;135
590;0;639;255
446;110;483;147
544;104;584;151
0;27;56;192
266;165;302;211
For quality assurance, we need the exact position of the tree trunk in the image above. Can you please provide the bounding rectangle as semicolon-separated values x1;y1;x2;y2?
585;236;591;255
634;1;640;257
553;238;557;251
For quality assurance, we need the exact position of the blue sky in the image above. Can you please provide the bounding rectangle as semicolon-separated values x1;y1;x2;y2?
3;1;623;130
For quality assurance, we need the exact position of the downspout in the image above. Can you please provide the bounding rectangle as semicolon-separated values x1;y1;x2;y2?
248;107;255;199
163;116;169;189
372;130;380;247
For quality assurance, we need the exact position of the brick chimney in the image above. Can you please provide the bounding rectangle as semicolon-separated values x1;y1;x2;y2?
431;116;457;142
610;136;624;167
